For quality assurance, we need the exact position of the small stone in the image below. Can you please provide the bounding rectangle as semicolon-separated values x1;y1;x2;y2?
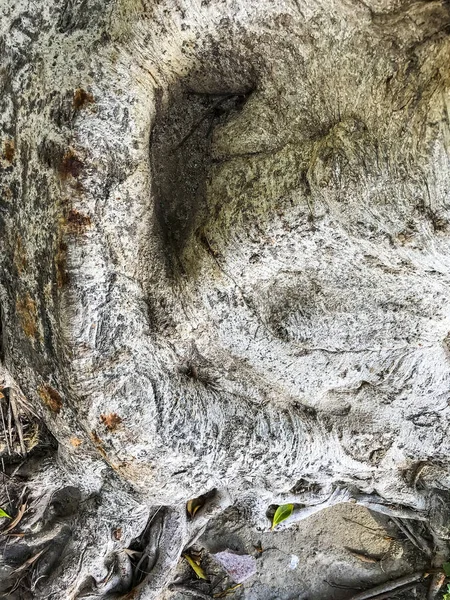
211;550;256;583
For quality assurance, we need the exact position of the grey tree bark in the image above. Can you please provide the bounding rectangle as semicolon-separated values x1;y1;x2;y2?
1;0;450;597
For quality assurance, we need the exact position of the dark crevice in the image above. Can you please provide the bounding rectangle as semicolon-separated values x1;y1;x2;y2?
127;507;166;588
150;83;254;279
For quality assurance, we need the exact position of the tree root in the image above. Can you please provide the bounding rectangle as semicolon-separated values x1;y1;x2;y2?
1;453;448;600
267;485;428;531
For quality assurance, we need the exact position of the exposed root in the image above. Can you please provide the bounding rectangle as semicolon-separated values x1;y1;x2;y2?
1;445;450;600
125;507;187;599
185;489;232;548
266;485;429;532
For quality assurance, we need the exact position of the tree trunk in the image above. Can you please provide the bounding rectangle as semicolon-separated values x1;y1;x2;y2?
1;0;450;597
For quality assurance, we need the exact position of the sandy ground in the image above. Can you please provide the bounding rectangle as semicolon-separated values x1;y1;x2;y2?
163;503;430;600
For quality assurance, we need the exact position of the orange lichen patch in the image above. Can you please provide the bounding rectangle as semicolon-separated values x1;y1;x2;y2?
13;236;27;275
69;437;83;447
100;413;123;432
38;385;63;414
73;88;94;110
66;209;91;234
58;149;83;179
55;240;69;287
3;139;15;162
16;294;38;339
90;430;107;457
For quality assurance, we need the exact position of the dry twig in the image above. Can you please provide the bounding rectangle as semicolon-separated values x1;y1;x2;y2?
348;571;425;600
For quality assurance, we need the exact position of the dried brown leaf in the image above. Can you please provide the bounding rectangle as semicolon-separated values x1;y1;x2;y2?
186;495;205;519
2;503;27;534
214;584;242;598
345;547;380;564
13;547;47;574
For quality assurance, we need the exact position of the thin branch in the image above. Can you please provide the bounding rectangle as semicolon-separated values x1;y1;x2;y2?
391;517;432;557
348;572;425;600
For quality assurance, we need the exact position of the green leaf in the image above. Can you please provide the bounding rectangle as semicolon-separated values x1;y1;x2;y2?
186;496;205;519
0;508;11;519
443;561;450;577
271;503;294;530
183;553;208;580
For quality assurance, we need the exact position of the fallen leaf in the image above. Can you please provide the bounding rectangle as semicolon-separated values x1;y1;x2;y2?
443;561;450;577
183;553;208;580
214;584;242;598
345;547;380;563
2;503;27;533
0;508;11;518
186;496;205;519
271;503;294;529
13;547;47;574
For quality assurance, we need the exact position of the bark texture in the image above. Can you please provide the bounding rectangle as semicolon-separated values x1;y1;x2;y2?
1;0;450;597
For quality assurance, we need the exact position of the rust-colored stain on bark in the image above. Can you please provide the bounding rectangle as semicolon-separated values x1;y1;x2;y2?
100;413;123;432
73;88;94;110
38;384;63;414
67;209;91;234
16;294;38;339
90;430;107;457
3;139;15;162
13;236;27;274
59;149;83;179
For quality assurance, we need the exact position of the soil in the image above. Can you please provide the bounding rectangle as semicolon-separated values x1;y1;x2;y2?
163;503;430;600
